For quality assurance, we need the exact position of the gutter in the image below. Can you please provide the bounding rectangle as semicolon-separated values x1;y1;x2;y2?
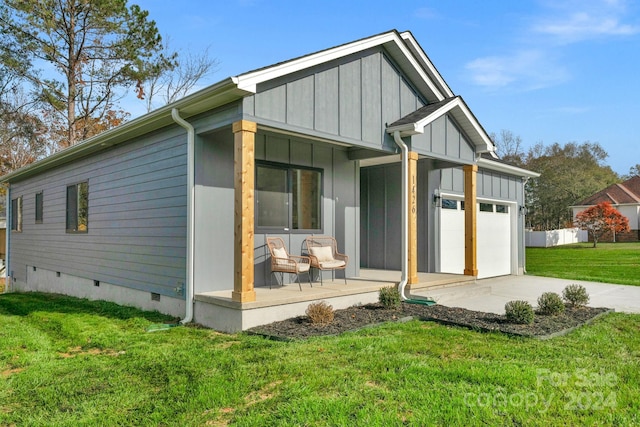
1;78;245;185
171;109;195;324
392;131;410;301
477;157;540;179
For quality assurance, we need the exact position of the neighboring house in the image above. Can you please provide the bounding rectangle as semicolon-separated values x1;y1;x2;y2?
571;175;640;242
1;30;538;332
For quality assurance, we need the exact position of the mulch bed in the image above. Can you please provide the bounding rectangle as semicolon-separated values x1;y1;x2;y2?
247;302;613;341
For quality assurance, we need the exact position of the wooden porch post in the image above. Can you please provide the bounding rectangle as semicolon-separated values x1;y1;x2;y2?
408;152;419;285
232;120;257;302
463;164;478;276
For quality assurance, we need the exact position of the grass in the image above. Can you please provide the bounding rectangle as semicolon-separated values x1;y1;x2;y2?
526;242;640;286
1;292;640;426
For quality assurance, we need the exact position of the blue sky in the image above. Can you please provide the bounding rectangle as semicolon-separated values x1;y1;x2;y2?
133;0;640;175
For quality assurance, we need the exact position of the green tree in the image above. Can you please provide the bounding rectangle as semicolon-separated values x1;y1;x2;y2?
0;0;176;147
524;142;619;230
622;164;640;180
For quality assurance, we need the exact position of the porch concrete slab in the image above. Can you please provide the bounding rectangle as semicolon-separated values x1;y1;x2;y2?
412;275;640;315
193;271;475;331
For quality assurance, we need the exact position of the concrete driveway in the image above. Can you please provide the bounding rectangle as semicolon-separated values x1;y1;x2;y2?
413;275;640;314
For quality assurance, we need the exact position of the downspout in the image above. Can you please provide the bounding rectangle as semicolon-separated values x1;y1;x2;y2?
3;184;9;293
522;177;530;274
171;109;195;324
392;131;409;301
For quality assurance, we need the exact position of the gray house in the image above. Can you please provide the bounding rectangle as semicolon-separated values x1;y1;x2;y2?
1;30;538;332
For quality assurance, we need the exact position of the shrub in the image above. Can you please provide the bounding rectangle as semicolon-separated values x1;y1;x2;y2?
562;284;590;307
537;292;565;315
505;300;534;324
306;301;334;325
379;285;401;309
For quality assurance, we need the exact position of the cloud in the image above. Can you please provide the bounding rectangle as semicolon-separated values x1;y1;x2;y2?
533;0;640;43
464;0;638;91
415;7;440;20
465;50;570;91
549;106;591;114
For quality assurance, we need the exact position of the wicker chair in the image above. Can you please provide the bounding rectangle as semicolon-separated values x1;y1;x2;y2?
266;237;312;291
305;235;348;285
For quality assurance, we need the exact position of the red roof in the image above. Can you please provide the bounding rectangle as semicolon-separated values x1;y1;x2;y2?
577;175;640;205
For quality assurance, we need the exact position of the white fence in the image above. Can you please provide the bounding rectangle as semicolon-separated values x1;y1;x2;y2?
525;228;588;247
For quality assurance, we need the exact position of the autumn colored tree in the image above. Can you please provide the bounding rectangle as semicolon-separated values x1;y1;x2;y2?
574;202;630;247
0;0;176;147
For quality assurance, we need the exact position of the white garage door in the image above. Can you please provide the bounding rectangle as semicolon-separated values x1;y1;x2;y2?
477;202;512;278
439;199;512;278
439;198;465;275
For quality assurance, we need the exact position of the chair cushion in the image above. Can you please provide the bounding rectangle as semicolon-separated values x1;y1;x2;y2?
297;263;310;273
319;260;346;269
272;247;288;264
310;246;333;262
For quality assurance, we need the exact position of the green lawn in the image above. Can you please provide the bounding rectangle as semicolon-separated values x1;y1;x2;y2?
1;293;639;426
526;242;640;286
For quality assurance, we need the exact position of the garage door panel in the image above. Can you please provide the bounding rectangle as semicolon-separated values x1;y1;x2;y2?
439;201;512;278
440;207;465;274
477;208;511;278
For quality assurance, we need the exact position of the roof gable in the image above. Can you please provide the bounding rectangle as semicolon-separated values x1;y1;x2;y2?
576;175;640;205
386;96;495;154
234;30;452;103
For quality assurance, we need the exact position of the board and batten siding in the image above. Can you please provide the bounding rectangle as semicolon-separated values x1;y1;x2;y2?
243;48;426;151
410;115;475;163
251;132;359;287
360;159;432;272
440;167;522;203
9;127;188;298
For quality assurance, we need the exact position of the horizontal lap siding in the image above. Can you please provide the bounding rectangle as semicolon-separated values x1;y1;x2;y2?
9;128;188;297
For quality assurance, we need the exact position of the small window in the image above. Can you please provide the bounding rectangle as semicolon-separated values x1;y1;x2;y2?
441;199;458;210
256;162;322;232
35;191;43;224
460;201;465;211
496;204;509;214
11;196;22;232
66;182;88;233
479;203;494;212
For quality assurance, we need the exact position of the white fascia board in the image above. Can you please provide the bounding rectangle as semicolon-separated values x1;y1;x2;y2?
477;157;541;179
234;31;446;101
386;98;494;153
399;32;454;98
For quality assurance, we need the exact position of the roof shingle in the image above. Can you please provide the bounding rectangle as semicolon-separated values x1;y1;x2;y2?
576;175;640;205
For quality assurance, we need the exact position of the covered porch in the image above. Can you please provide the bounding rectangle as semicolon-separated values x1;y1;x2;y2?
194;270;475;332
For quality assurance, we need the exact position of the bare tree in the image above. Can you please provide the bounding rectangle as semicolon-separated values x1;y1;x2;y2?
490;129;525;166
144;42;219;112
0;84;50;175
